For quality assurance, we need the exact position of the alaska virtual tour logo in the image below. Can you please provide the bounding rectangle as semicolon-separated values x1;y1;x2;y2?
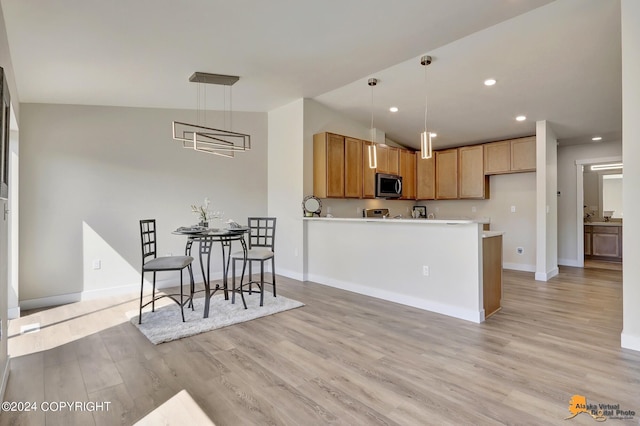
565;395;636;422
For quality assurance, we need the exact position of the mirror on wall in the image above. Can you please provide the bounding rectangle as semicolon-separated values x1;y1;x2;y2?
583;164;623;220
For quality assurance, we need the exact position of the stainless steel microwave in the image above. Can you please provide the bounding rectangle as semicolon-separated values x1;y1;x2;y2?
375;173;402;198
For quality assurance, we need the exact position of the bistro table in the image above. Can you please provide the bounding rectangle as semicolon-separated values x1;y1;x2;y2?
173;227;249;317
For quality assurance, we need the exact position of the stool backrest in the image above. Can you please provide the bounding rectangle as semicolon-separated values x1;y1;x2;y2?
140;219;157;263
247;217;276;250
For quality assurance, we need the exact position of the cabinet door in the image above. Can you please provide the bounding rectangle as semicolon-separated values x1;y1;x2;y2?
416;154;435;200
459;145;489;199
344;137;362;198
362;141;376;198
313;132;344;198
375;144;389;173
584;229;592;255
435;149;458;199
511;136;536;172
388;147;399;175
592;226;621;258
399;150;416;200
484;141;511;175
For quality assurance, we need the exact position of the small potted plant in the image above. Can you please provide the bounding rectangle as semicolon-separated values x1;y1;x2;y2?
192;198;212;227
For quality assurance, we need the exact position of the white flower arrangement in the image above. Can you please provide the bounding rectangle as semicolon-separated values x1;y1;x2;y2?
191;198;223;225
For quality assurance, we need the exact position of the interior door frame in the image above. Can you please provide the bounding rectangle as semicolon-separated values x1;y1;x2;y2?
575;155;622;267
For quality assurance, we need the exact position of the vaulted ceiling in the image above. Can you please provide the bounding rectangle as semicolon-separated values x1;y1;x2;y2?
1;0;621;150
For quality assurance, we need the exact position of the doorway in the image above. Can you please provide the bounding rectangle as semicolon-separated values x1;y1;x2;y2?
575;156;623;269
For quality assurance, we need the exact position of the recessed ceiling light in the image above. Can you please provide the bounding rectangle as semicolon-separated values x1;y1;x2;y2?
592;136;602;141
389;106;398;112
429;132;437;137
484;79;497;86
516;115;526;121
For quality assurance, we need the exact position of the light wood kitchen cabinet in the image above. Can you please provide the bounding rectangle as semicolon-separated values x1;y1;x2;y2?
483;140;511;174
484;136;536;174
459;145;490;199
399;149;416;199
362;141;376;199
416;155;435;200
388;146;399;175
584;224;622;261
511;136;536;172
435;148;458;200
483;234;503;319
344;137;362;198
313;132;345;198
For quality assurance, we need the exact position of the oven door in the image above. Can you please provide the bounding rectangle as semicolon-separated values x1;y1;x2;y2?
375;173;402;198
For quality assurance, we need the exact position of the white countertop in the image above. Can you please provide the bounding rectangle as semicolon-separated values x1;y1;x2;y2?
482;231;504;238
304;216;491;225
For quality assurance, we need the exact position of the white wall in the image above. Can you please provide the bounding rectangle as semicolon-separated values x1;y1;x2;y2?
424;172;537;271
19;104;267;306
305;219;484;322
267;99;304;280
556;141;622;265
621;0;640;352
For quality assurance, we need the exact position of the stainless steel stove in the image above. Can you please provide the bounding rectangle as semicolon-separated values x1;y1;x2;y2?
363;208;390;218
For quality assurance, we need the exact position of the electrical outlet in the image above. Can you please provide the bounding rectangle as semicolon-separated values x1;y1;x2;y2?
423;265;430;276
516;247;524;255
511;206;516;213
92;259;101;270
471;206;477;213
327;206;332;214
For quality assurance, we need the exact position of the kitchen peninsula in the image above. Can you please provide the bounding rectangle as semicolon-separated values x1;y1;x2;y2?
303;217;502;323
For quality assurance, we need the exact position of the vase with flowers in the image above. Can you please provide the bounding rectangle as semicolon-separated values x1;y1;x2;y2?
191;198;223;228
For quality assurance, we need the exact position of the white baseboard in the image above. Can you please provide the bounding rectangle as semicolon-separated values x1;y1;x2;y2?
20;292;82;311
559;258;582;267
7;306;20;320
307;273;483;323
0;357;9;402
503;262;536;272
20;270;226;311
621;331;640;352
535;267;559;282
277;268;304;282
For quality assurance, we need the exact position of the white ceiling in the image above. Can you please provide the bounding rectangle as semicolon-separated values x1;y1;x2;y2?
1;0;622;150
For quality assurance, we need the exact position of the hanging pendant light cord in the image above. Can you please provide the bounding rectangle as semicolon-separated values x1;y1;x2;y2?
423;62;428;136
370;83;374;142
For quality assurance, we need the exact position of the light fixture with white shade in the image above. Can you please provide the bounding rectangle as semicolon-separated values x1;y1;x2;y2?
591;163;623;171
420;55;433;160
368;78;378;169
172;72;251;157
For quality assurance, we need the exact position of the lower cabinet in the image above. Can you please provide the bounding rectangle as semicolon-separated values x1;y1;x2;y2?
584;225;622;261
483;234;503;319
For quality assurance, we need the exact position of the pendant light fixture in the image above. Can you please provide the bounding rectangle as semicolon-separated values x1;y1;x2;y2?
172;72;251;158
420;55;433;160
368;77;378;169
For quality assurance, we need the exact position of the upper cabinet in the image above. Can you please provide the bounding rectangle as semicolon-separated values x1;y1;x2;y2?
484;136;536;175
313;131;530;201
313;132;345;198
459;145;490;199
416;155;435;200
435;148;459;200
344;137;363;198
510;136;536;172
362;141;376;199
373;144;399;174
399;150;416;200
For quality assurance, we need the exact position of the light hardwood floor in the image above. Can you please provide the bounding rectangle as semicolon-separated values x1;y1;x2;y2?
2;267;639;425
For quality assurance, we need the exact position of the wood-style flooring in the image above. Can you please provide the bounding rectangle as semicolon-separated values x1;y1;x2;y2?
3;267;639;425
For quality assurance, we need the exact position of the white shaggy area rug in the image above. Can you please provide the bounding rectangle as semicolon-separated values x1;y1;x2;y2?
130;292;304;344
